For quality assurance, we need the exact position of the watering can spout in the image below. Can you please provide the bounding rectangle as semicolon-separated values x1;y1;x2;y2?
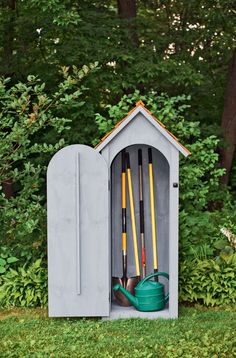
113;284;138;308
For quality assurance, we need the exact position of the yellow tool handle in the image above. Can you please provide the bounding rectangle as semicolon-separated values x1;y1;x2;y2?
122;232;127;252
127;168;140;277
149;163;158;270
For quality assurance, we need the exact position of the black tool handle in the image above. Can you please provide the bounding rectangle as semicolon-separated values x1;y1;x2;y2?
122;253;127;278
148;147;153;164
154;268;159;282
122;209;126;233
138;149;144;234
122;149;126;173
121;149;126;233
126;152;131;169
140;201;144;234
138;149;142;166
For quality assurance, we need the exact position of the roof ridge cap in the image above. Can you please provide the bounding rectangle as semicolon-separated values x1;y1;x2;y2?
135;100;145;107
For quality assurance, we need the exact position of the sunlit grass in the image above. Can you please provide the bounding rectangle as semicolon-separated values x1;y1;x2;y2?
0;305;235;357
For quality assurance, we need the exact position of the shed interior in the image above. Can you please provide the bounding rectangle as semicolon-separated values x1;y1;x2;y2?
110;144;170;318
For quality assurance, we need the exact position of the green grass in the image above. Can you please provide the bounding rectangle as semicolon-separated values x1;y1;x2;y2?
0;305;236;357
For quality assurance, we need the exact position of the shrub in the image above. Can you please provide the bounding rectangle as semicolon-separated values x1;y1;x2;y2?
0;246;19;276
0;65;96;253
0;258;47;307
0;67;95;307
179;207;236;260
179;254;236;306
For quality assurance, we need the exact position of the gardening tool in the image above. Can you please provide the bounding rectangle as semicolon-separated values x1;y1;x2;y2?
148;148;158;279
112;150;139;307
138;149;146;278
113;272;169;312
126;152;140;279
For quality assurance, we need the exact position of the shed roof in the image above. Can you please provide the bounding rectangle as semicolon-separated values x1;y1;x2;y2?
95;100;191;157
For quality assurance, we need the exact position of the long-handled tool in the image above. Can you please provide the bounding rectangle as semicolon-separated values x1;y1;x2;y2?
121;149;128;287
148;147;158;280
126;152;141;279
138;149;146;278
112;150;139;306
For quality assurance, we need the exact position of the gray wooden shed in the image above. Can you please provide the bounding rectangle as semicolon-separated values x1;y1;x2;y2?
47;100;190;319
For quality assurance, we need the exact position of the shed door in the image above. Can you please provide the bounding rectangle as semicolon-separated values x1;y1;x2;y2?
47;144;109;317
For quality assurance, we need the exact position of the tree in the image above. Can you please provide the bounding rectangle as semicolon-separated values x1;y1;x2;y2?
0;0;236;184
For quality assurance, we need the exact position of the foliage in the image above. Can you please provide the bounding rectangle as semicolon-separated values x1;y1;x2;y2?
179;211;236;306
0;1;235;181
0;0;235;179
0;0;235;187
0;258;47;308
0;307;236;357
0;65;96;255
0;246;18;275
179;254;236;306
179;205;236;260
1;0;235;131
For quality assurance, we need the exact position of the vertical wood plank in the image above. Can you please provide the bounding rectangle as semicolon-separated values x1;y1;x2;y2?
169;148;179;318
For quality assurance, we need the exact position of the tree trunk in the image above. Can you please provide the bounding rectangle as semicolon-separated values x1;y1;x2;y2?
117;0;139;46
220;49;236;185
118;0;137;19
2;178;14;199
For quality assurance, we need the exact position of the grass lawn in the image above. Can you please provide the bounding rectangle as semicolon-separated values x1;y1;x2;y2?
0;305;236;357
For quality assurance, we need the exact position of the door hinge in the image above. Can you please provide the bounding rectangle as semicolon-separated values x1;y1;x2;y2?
108;180;111;191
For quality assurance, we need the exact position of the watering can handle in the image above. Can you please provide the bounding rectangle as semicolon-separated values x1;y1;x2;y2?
140;272;169;303
140;271;169;285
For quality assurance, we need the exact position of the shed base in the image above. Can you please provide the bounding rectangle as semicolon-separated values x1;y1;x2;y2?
103;302;171;320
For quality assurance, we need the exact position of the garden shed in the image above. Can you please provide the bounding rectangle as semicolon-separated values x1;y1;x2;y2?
47;101;190;319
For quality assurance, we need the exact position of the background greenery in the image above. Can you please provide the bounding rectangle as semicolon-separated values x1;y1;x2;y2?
0;0;236;308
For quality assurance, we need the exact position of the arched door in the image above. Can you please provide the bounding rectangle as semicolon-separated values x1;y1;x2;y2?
47;145;109;317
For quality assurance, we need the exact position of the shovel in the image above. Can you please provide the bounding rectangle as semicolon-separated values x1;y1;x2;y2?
126;152;141;279
138;149;146;278
112;150;139;306
148;147;158;280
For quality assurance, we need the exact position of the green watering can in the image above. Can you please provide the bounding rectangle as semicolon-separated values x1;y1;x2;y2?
113;272;169;312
